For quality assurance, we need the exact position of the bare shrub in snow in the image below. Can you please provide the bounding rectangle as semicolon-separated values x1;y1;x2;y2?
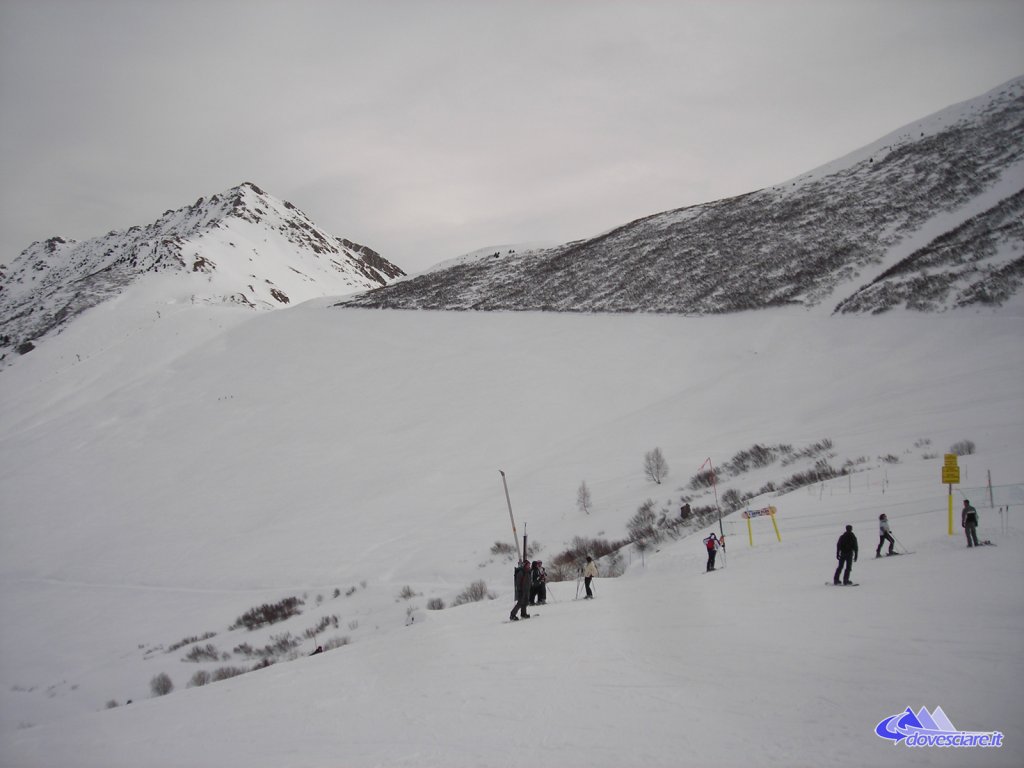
149;673;173;697
303;615;339;639
323;636;351;651
949;439;976;456
211;666;247;682
721;488;744;512
182;643;219;663
643;447;669;484
229;596;304;631
166;631;217;653
627;499;661;545
689;469;716;491
453;580;494;606
577;481;592;514
490;541;516;558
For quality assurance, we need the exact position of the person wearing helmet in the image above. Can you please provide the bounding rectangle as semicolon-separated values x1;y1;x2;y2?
876;513;896;557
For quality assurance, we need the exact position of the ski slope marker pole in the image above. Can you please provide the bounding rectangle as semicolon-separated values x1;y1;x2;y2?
699;457;726;567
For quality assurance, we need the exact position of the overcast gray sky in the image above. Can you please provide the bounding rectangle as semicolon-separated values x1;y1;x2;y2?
1;0;1022;275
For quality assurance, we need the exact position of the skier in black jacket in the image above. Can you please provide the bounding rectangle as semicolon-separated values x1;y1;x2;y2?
834;525;858;585
529;561;547;605
509;560;532;621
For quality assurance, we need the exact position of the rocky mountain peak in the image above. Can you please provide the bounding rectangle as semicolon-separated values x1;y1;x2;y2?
0;183;405;363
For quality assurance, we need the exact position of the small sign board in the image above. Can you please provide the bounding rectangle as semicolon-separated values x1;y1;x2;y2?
942;454;960;484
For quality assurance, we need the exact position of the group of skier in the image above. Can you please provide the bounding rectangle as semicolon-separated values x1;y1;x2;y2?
506;499;987;617
508;558;550;621
508;555;599;620
834;498;984;585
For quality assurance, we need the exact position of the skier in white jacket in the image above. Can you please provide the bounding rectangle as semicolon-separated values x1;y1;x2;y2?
876;513;896;557
582;556;598;599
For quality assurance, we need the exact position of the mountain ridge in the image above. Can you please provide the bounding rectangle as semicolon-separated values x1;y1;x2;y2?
341;76;1024;315
0;182;404;360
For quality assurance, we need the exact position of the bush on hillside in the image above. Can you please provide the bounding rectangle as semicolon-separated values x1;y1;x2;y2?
150;673;173;697
949;439;976;456
229;596;304;631
720;488;744;512
181;643;220;663
453;580;494;606
303;615;340;639
490;541;516;558
689;469;716;491
627;500;661;545
166;631;217;653
232;633;301;661
212;666;247;682
547;535;629;581
778;460;843;493
724;443;780;473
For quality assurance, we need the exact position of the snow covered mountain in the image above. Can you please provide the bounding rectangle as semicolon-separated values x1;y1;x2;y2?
0;305;1021;767
0;182;404;362
343;76;1024;314
0;78;1022;768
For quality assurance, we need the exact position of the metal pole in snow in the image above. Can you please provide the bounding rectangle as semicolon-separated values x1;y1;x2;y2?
499;470;522;562
699;457;725;567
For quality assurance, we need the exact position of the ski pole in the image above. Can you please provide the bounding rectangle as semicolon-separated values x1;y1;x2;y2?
893;535;912;554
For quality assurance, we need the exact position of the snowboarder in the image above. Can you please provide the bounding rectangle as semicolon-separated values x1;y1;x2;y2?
834;525;858;585
704;532;720;571
529;560;547;605
876;513;896;557
509;560;532;620
582;556;598;599
961;500;980;547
